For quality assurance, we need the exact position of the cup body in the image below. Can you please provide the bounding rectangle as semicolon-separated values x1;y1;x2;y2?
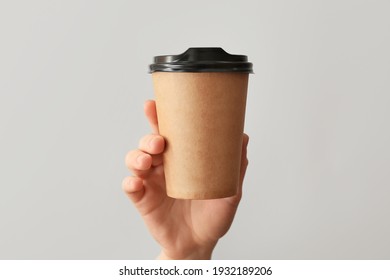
152;72;248;199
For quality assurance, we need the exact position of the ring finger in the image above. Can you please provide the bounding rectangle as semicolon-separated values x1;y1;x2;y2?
125;149;152;176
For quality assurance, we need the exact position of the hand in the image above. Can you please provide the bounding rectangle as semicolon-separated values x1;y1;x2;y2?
123;100;249;260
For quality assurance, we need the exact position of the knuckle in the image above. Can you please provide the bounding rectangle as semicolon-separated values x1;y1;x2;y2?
139;134;155;150
125;150;137;166
138;134;150;147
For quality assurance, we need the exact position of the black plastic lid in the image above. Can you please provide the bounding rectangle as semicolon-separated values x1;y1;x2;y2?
149;47;253;73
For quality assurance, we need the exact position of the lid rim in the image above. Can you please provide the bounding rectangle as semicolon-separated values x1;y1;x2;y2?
150;64;253;74
149;47;253;74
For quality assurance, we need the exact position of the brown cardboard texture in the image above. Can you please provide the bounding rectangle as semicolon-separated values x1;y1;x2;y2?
152;72;248;199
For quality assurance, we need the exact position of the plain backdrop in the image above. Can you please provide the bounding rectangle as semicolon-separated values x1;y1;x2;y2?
1;0;389;259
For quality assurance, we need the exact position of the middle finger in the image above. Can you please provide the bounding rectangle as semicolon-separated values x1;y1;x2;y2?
138;134;165;154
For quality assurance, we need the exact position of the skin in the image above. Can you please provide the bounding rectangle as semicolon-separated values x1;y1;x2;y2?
122;100;249;260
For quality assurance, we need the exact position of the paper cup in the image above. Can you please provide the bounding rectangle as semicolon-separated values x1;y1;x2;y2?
149;48;253;199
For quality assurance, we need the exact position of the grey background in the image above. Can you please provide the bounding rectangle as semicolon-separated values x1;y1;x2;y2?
1;0;389;259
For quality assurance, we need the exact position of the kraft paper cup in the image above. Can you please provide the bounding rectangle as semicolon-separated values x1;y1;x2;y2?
149;48;253;199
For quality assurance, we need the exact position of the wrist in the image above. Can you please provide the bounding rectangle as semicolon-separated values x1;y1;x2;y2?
157;243;216;260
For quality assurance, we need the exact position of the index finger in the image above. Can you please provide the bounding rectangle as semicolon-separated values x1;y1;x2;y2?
144;100;159;134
